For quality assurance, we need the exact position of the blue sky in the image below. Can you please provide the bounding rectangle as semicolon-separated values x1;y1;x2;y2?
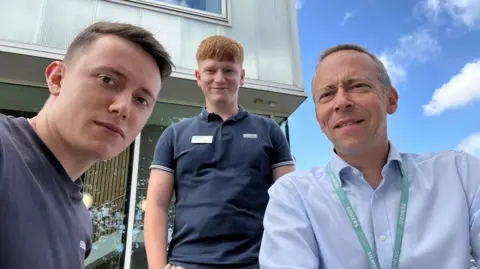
290;0;480;170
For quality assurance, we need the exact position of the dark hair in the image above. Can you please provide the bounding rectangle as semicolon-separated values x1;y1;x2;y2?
64;21;174;79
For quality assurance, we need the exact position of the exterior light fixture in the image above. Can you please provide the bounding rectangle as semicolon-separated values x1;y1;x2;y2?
138;199;147;212
268;101;277;107
254;98;264;105
83;193;93;209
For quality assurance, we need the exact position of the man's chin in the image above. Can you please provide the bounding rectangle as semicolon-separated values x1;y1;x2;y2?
211;94;232;103
88;144;124;162
334;141;366;156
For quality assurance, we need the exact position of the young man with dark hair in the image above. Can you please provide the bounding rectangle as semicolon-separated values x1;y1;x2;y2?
144;35;295;269
0;21;173;269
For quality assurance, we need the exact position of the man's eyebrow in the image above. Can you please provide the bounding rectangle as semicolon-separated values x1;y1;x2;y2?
96;66;128;80
140;87;155;101
96;66;157;101
342;76;371;85
317;84;337;91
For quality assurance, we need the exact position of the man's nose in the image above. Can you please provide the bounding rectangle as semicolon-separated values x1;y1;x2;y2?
108;92;132;119
333;89;354;112
214;71;226;83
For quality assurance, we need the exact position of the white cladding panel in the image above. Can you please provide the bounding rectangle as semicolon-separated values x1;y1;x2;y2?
0;0;303;90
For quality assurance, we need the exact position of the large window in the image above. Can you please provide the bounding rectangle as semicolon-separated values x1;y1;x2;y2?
127;102;202;268
278;117;290;145
83;146;133;269
83;102;202;269
122;0;228;23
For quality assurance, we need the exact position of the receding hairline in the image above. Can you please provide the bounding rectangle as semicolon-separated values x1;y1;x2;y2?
311;44;393;93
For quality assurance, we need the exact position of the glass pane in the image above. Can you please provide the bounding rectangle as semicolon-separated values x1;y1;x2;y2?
280;119;287;135
129;103;202;268
83;146;133;269
0;0;43;44
145;0;222;15
275;116;286;126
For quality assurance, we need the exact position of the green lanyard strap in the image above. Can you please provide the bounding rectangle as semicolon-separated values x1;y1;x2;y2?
327;164;408;269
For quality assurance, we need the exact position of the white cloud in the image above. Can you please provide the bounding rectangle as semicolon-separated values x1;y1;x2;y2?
457;132;480;157
423;59;480;116
421;0;480;28
340;11;355;26
426;0;441;11
378;53;407;84
379;28;440;84
295;0;304;10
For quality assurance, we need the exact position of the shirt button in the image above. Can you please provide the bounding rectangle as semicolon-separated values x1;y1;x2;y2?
380;235;387;241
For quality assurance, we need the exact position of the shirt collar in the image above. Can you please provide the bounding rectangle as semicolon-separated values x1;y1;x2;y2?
328;142;403;185
199;105;248;122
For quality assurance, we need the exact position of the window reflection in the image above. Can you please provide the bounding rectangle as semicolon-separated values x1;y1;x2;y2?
148;0;222;15
84;146;133;269
129;103;202;268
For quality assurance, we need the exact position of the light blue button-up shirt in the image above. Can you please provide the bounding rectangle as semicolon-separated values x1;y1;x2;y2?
260;144;480;269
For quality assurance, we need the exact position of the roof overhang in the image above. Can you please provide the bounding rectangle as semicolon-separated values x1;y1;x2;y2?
0;49;307;117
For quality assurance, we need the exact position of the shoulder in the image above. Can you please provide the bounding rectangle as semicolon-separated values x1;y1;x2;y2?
0;114;15;132
244;113;283;137
159;116;201;138
170;116;201;132
0;114;27;145
0;115;30;184
401;149;474;166
401;150;479;190
246;113;276;127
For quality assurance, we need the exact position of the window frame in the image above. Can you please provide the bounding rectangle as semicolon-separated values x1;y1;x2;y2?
107;0;231;26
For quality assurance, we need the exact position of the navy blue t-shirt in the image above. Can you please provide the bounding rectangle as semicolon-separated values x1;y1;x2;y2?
0;115;92;269
150;106;294;268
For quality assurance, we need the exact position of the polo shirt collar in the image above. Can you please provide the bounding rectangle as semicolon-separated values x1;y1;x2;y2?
200;105;248;122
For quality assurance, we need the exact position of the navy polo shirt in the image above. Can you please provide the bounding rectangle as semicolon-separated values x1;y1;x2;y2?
151;106;294;269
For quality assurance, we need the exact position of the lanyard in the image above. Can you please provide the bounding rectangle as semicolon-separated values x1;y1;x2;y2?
327;163;408;269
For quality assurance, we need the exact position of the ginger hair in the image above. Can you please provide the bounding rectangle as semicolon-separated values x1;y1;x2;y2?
196;35;244;65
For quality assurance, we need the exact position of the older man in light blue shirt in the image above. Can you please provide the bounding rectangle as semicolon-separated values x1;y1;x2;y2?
259;44;480;269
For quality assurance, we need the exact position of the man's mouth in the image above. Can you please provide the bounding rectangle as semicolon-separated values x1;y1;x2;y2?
95;121;125;138
335;120;364;129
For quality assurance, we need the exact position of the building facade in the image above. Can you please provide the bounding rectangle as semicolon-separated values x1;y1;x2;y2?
0;0;306;268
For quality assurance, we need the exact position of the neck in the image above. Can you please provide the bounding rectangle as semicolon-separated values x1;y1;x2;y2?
30;112;94;181
206;101;239;121
337;140;390;189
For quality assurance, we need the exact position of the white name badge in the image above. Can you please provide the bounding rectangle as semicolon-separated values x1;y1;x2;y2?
243;133;258;139
191;135;213;144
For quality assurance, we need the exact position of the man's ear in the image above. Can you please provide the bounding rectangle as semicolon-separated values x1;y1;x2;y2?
240;69;245;86
386;87;399;114
194;69;202;88
45;61;65;97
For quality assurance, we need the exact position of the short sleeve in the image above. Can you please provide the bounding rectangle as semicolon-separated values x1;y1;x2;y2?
150;125;176;174
269;121;294;169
